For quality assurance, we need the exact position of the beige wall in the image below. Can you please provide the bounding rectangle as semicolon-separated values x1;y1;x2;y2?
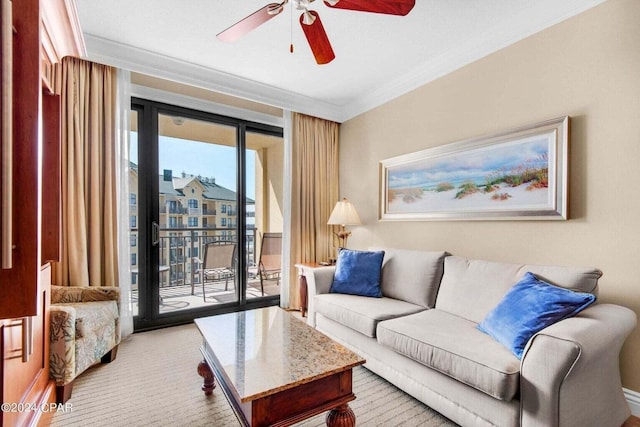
266;143;285;232
340;0;640;391
131;73;283;117
255;142;285;233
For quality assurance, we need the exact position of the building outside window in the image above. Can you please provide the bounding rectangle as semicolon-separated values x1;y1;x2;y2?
188;217;198;227
131;253;137;266
130;235;136;246
221;218;227;227
130;193;137;205
130;215;137;228
188;199;198;208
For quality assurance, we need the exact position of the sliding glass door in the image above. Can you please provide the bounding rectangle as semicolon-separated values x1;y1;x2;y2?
130;99;283;330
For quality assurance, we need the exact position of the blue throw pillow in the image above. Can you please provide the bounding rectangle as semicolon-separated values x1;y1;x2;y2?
477;272;596;359
330;249;385;297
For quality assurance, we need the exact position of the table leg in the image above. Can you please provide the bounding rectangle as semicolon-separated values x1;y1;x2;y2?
325;403;355;427
300;274;308;317
197;360;216;395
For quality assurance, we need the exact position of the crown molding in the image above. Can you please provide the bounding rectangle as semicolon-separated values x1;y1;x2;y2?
83;34;346;123
83;0;605;124
41;0;87;61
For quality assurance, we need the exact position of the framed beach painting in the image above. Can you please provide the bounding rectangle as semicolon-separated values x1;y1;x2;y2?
379;116;569;221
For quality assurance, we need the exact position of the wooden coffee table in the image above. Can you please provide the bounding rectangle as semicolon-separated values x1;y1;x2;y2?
195;306;365;427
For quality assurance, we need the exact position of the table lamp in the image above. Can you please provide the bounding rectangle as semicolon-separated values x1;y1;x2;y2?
327;198;361;249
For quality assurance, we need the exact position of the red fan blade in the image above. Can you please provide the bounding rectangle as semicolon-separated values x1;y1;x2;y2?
323;0;415;16
300;11;335;65
217;3;284;42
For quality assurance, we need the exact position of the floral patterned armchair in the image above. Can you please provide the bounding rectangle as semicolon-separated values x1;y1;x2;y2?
50;285;121;403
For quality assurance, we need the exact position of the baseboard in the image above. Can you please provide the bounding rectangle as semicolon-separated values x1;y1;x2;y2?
34;381;57;427
625;388;640;417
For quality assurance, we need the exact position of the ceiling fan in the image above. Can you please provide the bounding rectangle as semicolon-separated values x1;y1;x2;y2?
217;0;416;65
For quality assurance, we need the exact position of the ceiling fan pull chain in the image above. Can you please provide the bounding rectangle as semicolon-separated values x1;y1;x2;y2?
290;0;294;53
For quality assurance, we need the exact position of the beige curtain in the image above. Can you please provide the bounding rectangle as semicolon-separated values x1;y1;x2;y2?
289;113;340;309
52;57;118;287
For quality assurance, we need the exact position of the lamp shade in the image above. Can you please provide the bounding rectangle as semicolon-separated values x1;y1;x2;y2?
327;198;361;226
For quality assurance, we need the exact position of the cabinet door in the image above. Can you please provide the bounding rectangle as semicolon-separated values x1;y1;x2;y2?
41;92;61;263
1;264;53;427
0;0;41;319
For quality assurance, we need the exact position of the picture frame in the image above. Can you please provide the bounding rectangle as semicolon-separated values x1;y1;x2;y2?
379;116;569;221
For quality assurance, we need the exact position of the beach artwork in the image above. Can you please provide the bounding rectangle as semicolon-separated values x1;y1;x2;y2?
380;117;569;220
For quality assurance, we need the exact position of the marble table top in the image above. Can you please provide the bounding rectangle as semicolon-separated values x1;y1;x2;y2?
195;306;365;402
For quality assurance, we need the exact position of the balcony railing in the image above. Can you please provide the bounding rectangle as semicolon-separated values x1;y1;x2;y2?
134;227;257;289
160;206;188;214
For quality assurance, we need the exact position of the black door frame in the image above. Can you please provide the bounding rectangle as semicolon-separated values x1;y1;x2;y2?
131;97;283;331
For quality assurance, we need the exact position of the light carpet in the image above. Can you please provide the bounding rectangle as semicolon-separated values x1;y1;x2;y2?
51;321;457;427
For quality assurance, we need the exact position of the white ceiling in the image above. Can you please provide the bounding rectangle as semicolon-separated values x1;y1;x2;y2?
76;0;605;122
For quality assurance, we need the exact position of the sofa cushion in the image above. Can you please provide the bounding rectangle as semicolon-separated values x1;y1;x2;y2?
314;293;425;338
377;309;521;401
477;272;596;358
435;256;602;323
370;247;448;308
330;249;385;297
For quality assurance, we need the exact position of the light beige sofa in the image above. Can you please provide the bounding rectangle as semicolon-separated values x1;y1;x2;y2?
305;248;637;427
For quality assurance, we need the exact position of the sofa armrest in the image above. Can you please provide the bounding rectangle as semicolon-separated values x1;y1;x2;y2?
520;303;636;427
305;266;335;327
52;285;120;304
49;305;78;386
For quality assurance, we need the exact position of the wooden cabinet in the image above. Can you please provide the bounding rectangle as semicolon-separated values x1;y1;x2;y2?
0;0;42;319
1;265;53;427
0;0;82;318
0;1;84;425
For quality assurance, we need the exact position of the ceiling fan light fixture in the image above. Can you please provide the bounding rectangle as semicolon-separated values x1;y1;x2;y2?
294;0;315;10
301;11;317;25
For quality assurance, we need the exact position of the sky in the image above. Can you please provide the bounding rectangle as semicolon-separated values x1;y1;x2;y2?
130;132;256;199
388;136;551;190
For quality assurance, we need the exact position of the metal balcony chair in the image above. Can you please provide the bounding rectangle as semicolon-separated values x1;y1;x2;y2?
195;241;236;302
252;232;282;296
